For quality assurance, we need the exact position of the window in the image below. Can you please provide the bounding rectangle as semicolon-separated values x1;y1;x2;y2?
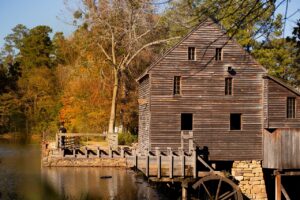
225;77;232;95
230;113;241;130
287;97;296;118
215;48;223;61
173;76;181;95
188;47;195;60
181;113;193;130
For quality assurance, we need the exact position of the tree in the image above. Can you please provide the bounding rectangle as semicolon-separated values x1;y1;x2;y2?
19;26;53;69
163;0;282;50
287;19;300;86
74;0;180;135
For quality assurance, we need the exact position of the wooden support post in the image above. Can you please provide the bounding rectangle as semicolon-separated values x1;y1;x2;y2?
55;133;58;148
192;148;197;178
109;147;113;158
156;147;161;178
132;148;138;169
181;131;184;150
167;147;173;178
179;147;185;177
59;134;61;149
85;147;88;158
182;181;188;200
61;149;64;157
146;150;149;177
121;146;125;158
97;147;101;158
275;171;281;200
188;131;193;154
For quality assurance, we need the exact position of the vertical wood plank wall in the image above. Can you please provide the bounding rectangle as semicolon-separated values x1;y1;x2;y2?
147;19;266;160
263;128;300;169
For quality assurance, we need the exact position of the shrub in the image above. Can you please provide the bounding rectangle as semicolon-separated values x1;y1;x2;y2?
118;132;137;146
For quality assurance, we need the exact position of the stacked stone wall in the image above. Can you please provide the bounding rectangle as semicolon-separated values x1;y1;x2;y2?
232;160;267;200
42;156;128;167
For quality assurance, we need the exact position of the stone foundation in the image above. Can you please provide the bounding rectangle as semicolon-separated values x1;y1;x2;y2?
232;160;267;200
42;156;128;167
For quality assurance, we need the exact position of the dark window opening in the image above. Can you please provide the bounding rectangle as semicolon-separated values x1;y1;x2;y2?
287;97;296;118
181;113;193;130
215;48;223;61
188;47;195;60
225;77;232;95
173;76;181;95
230;113;241;130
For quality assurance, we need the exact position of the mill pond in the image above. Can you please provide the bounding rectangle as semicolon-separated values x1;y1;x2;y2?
0;139;173;200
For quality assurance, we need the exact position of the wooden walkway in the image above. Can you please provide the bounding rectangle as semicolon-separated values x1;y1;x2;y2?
52;133;201;178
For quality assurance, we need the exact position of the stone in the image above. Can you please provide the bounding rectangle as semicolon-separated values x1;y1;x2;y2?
235;176;244;181
250;181;261;185
244;173;255;177
250;177;263;181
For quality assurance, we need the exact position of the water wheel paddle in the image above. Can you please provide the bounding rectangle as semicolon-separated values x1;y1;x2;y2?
192;174;243;200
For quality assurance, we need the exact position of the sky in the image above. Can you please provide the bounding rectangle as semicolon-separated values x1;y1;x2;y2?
0;0;300;49
0;0;77;47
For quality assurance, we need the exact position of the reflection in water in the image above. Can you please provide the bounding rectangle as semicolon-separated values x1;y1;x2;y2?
42;167;160;199
0;143;166;200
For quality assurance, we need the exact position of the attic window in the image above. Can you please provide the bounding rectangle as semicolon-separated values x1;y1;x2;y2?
173;76;181;95
188;47;195;60
225;78;232;95
215;48;223;61
230;113;241;130
287;97;296;118
181;113;193;130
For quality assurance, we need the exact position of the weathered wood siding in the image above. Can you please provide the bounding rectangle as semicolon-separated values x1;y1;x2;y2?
138;76;150;152
263;128;300;169
147;19;266;161
265;78;300;128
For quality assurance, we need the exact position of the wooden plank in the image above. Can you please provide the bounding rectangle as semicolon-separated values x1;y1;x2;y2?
275;173;281;200
156;147;161;178
281;184;291;200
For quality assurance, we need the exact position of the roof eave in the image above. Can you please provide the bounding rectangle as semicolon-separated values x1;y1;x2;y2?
263;75;300;96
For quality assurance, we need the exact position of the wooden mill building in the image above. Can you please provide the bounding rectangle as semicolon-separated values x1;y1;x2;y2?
137;17;300;199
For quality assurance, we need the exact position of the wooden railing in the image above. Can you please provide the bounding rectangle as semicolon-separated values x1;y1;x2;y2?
56;133;106;149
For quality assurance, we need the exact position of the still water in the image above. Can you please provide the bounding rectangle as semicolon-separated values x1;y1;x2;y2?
0;141;169;200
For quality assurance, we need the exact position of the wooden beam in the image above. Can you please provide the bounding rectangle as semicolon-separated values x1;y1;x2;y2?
156;147;161;178
275;173;281;200
145;154;150;177
281;184;291;200
85;147;88;158
73;148;76;158
97;147;101;157
121;146;125;158
192;148;197;178
281;171;300;176
197;156;214;172
168;147;173;178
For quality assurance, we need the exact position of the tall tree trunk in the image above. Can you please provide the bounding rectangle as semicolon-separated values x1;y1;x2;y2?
108;68;119;133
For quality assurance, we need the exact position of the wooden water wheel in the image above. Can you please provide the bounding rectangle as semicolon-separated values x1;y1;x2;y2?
192;174;243;200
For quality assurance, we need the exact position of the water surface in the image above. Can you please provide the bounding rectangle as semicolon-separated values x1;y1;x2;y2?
0;141;167;200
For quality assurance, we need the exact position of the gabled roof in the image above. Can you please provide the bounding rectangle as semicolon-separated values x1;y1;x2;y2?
136;16;267;82
264;75;300;96
136;18;210;82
